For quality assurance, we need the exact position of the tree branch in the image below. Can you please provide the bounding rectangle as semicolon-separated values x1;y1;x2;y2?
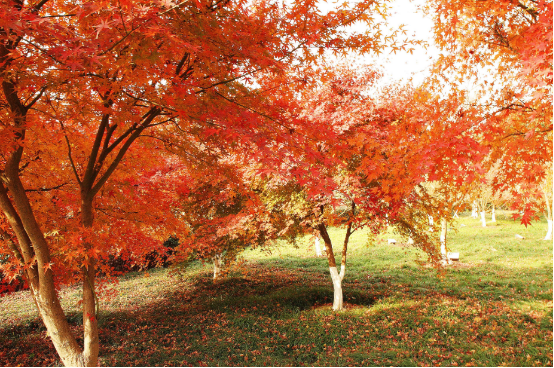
90;108;161;197
25;183;68;193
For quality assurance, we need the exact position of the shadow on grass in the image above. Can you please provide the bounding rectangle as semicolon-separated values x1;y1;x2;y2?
0;259;551;367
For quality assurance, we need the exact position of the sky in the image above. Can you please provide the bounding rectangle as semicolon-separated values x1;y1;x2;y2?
322;0;442;86
372;0;440;85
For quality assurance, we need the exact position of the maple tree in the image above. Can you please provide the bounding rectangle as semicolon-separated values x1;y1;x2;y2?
0;0;549;365
425;0;553;225
0;0;411;365
419;180;474;264
250;66;487;310
175;162;274;281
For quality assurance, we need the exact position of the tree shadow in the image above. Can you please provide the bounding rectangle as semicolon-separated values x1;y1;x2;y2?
0;260;551;366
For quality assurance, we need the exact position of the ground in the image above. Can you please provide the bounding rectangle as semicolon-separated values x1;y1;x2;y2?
0;211;552;366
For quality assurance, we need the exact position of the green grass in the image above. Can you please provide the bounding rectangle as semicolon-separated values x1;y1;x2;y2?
0;211;552;366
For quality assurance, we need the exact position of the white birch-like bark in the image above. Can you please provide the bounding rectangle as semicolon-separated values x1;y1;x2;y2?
491;205;496;222
480;211;486;227
439;218;451;265
318;215;351;312
213;253;223;281
471;201;478;218
428;215;434;232
314;237;322;257
329;266;343;311
542;184;553;240
545;220;553;241
453;210;459;218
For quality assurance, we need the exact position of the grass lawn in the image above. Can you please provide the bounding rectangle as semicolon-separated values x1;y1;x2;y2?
0;211;552;366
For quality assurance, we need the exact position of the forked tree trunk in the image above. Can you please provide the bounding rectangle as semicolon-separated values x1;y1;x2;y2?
1;26;160;366
480;211;486;227
317;219;352;312
0;47;97;365
0;177;92;366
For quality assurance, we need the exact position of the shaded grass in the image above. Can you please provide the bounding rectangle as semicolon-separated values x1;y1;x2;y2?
0;212;552;366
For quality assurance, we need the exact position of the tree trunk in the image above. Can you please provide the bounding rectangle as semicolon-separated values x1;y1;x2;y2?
318;223;342;311
480;211;486;227
1;173;91;366
471;201;478;218
317;213;352;312
213;253;223;281
79;198;99;366
314;236;322;257
1;29;158;366
545;220;553;241
318;224;342;311
542;184;553;241
329;265;343;310
428;215;434;232
439;218;451;265
491;204;496;222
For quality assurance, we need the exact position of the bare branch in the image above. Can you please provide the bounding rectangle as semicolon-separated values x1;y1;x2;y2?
58;121;82;185
24;85;48;109
90;108;161;197
82;113;111;190
25;183;68;192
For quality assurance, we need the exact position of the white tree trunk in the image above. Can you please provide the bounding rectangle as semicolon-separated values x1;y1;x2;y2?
544;220;553;241
329;266;343;311
453;210;459;218
440;218;451;265
213;253;223;281
480;211;486;227
471;201;478;218
314;237;322;257
491;205;496;222
542;185;553;240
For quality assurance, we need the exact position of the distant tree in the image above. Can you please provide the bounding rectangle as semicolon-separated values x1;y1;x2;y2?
176;164;271;281
540;167;553;240
426;0;553;225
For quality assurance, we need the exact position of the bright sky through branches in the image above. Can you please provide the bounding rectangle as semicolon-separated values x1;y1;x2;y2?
322;0;441;86
373;0;440;85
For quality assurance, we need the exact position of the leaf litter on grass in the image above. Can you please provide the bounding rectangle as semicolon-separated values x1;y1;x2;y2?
0;216;552;366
